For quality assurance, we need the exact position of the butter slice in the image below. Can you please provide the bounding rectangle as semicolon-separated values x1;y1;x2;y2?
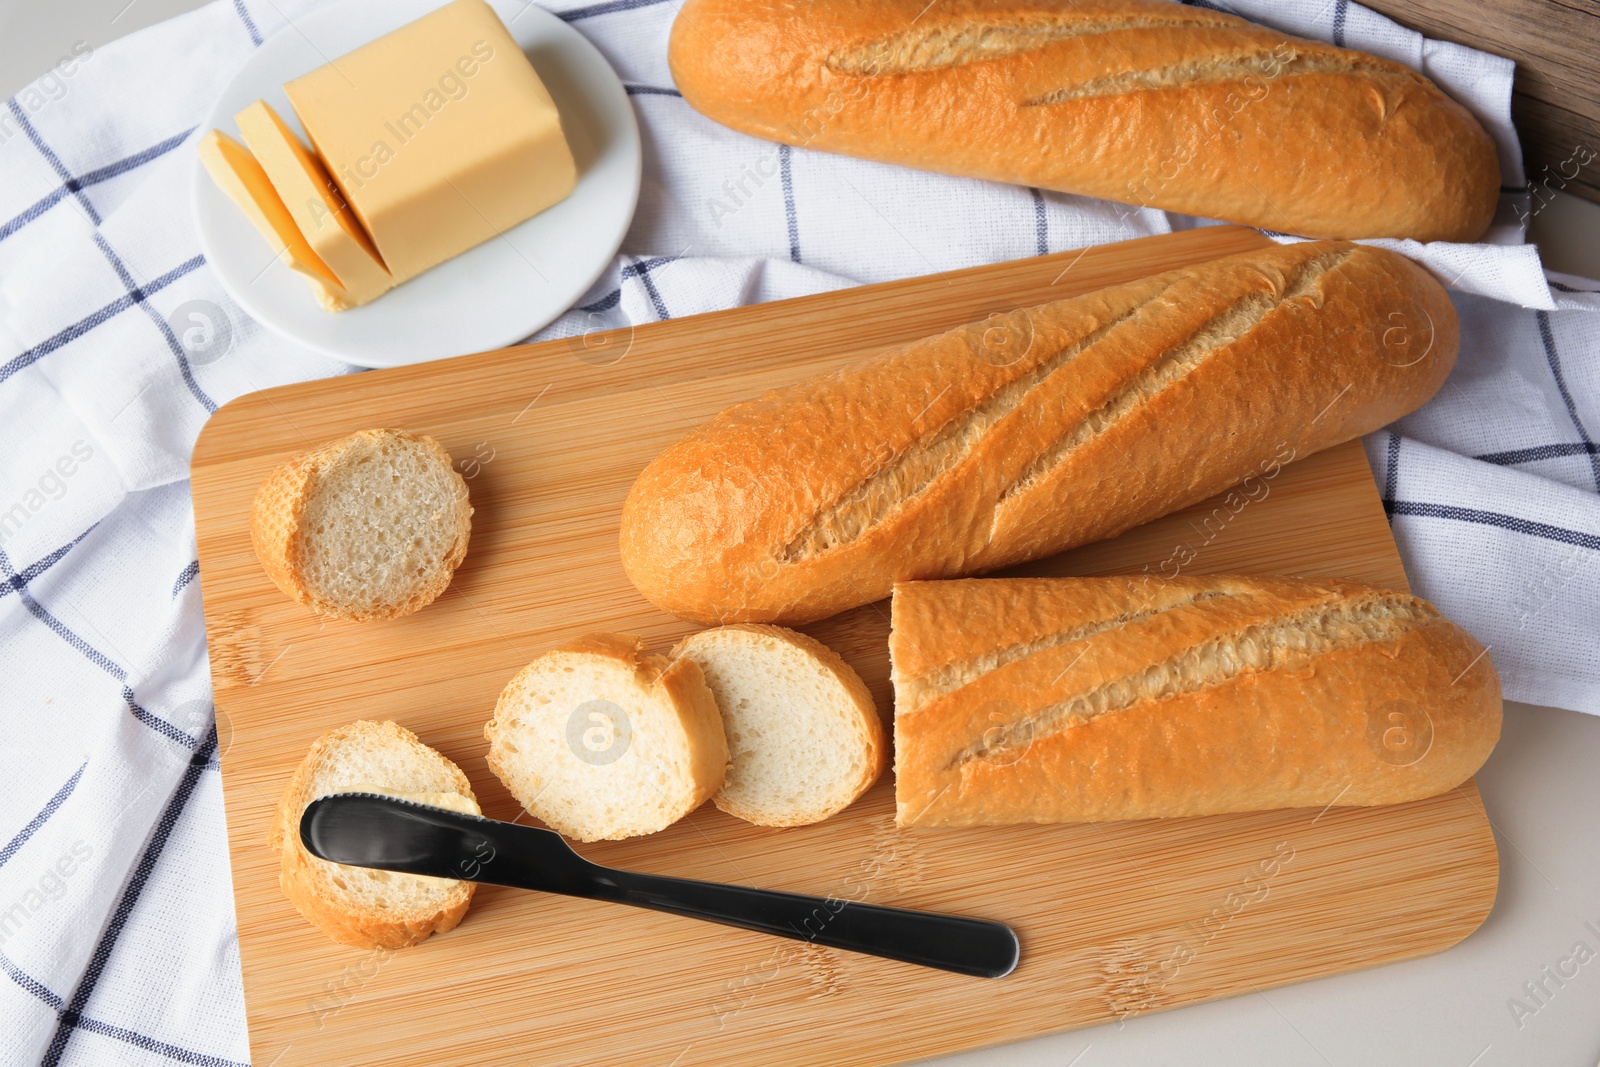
235;100;393;308
339;784;483;886
197;130;353;309
284;0;577;283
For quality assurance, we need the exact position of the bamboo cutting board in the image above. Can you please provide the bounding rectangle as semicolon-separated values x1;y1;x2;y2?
191;227;1498;1067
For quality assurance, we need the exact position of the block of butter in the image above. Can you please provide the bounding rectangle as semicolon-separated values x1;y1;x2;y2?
284;0;577;285
236;100;394;308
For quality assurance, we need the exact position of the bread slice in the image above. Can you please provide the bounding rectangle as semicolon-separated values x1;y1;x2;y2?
483;633;728;842
269;720;480;949
673;625;885;826
250;428;472;622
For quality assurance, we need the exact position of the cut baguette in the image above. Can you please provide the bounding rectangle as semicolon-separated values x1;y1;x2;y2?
483;633;728;841
891;576;1503;826
269;720;480;949
250;428;472;621
673;625;885;826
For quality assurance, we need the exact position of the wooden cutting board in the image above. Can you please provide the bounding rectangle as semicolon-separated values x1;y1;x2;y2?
191;227;1498;1067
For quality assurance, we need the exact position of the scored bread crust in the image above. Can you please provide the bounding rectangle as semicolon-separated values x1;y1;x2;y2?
269;720;479;949
621;242;1458;626
889;576;1503;826
672;624;887;827
483;633;729;841
249;428;472;622
668;0;1498;241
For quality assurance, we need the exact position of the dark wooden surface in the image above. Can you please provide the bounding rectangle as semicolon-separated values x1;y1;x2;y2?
1362;0;1600;205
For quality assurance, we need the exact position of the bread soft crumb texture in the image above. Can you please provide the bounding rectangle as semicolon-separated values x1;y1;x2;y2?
269;720;479;948
483;633;728;842
250;428;472;622
673;625;885;827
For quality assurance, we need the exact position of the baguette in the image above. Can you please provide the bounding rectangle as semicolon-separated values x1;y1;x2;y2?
668;0;1499;242
483;633;729;841
621;241;1456;625
672;625;885;826
251;428;472;622
269;720;480;948
890;576;1502;826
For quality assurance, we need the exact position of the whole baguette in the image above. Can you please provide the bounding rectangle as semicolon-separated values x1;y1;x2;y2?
890;576;1502;826
668;0;1499;242
621;241;1456;625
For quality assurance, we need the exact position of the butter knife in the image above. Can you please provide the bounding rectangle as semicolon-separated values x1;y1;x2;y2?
301;793;1019;978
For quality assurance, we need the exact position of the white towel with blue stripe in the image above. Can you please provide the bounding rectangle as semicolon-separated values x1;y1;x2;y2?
0;0;1596;1063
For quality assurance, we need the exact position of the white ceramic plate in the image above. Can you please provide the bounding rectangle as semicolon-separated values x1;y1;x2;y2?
192;0;640;368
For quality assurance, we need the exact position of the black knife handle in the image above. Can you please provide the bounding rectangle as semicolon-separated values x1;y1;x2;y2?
578;868;1019;979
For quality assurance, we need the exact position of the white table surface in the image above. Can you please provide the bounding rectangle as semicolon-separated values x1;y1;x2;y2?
5;4;1599;1065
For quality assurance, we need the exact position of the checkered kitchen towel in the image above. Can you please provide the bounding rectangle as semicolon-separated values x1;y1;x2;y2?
0;0;1596;1062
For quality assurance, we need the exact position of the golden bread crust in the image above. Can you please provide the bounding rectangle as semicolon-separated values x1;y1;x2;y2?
270;720;479;949
889;576;1502;826
248;428;471;622
621;242;1457;625
668;0;1498;241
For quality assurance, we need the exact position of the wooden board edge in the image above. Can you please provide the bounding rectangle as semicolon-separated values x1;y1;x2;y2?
187;228;1273;475
874;781;1501;1067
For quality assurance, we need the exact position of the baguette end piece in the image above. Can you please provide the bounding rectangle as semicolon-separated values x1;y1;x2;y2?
250;428;472;622
270;719;479;949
